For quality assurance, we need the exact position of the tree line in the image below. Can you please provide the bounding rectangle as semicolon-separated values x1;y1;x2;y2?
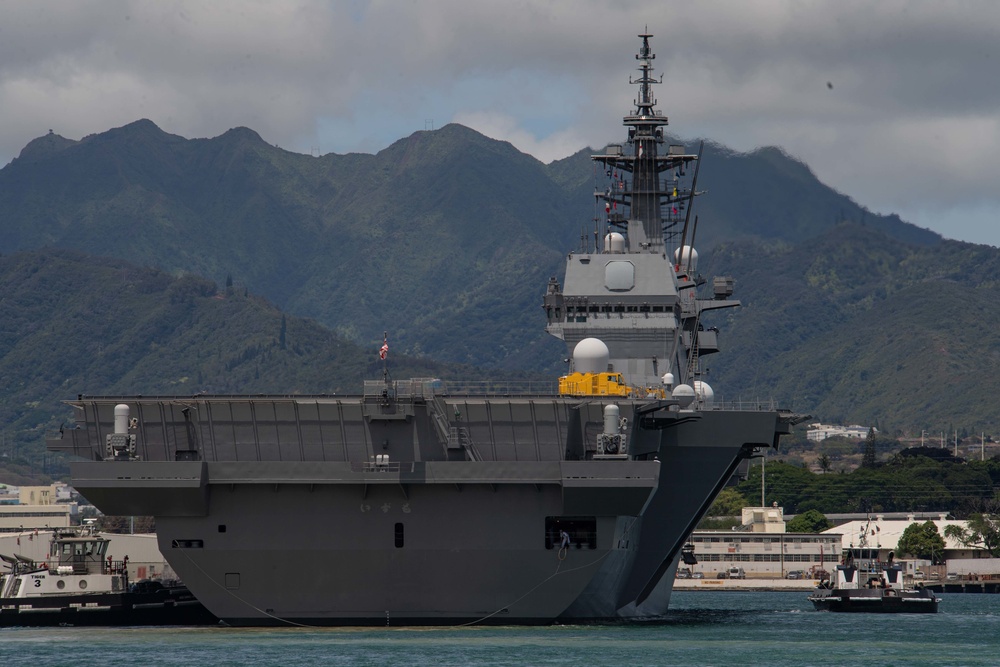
734;452;1000;517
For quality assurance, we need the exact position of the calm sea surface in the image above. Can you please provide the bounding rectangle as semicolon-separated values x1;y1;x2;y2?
2;591;998;666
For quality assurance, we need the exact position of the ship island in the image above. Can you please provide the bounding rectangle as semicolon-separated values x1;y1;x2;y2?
47;33;803;626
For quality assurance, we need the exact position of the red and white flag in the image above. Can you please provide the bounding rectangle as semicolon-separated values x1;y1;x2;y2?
379;335;389;360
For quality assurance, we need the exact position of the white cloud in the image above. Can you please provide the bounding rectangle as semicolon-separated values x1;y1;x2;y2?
452;110;589;164
2;0;1000;244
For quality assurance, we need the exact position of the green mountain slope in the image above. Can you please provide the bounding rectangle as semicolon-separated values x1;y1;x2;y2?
3;119;999;444
706;224;1000;432
0;121;937;368
0;249;478;465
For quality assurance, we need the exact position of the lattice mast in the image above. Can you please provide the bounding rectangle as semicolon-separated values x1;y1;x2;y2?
592;32;697;252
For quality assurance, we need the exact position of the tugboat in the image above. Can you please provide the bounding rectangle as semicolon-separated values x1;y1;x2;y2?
808;518;940;613
0;526;217;626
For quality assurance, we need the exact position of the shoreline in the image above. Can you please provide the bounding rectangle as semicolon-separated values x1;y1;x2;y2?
673;579;819;591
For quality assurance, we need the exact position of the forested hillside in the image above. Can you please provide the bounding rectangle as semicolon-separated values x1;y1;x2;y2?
0;249;487;472
3;118;1000;469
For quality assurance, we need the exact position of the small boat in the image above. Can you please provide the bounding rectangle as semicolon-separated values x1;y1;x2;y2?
0;527;217;627
807;519;940;613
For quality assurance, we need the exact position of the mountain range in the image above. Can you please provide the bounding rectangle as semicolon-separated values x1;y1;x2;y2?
1;119;998;467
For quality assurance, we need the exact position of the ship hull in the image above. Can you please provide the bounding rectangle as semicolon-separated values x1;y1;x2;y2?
155;481;632;625
71;458;659;625
60;398;789;625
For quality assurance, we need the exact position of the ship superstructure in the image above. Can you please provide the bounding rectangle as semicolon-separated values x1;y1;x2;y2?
48;34;800;626
545;32;731;397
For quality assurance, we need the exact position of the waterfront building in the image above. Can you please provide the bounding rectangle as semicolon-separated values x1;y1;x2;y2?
0;502;75;533
806;423;874;442
687;505;840;578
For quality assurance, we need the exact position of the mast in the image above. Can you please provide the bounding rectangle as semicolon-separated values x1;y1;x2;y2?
592;31;698;252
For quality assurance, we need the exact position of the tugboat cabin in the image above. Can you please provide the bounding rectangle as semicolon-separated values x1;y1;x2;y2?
831;547;904;591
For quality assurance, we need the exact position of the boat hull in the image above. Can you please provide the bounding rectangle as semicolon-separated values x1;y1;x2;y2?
808;589;940;613
0;587;218;627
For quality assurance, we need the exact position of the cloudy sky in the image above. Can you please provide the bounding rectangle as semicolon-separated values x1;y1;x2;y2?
2;1;998;246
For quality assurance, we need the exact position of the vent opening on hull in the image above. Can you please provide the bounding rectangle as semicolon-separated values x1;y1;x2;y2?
545;517;597;550
394;523;404;548
171;539;204;549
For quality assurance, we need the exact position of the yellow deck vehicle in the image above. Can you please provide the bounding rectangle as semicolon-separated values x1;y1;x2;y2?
559;372;668;399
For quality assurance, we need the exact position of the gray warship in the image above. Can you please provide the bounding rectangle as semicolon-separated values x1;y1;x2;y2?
48;33;801;625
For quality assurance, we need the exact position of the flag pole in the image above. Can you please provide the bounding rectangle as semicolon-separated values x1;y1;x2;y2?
380;331;389;385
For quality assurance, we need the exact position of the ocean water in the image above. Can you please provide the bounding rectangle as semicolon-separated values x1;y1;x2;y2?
2;591;998;667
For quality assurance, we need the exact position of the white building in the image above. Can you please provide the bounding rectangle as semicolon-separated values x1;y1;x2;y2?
742;504;786;533
806;423;875;442
18;484;59;505
0;502;76;532
688;531;841;578
822;514;983;570
687;506;840;578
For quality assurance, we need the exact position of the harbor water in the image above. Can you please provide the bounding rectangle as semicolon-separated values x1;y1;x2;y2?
2;591;998;666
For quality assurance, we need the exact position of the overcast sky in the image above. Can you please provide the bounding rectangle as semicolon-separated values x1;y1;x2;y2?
2;1;998;246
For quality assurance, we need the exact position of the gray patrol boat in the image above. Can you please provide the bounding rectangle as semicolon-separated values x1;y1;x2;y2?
49;34;801;626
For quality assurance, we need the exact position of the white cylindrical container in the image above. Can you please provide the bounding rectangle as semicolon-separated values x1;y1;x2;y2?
114;404;130;435
604;404;621;435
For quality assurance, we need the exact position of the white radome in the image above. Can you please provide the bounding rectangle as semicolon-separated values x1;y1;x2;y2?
672;384;696;408
694;380;715;408
573;338;610;374
673;245;698;271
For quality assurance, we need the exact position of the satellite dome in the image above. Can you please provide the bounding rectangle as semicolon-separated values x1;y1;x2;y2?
694;380;715;408
671;384;696;408
673;245;698;272
662;372;675;388
573;338;610;374
604;232;625;253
